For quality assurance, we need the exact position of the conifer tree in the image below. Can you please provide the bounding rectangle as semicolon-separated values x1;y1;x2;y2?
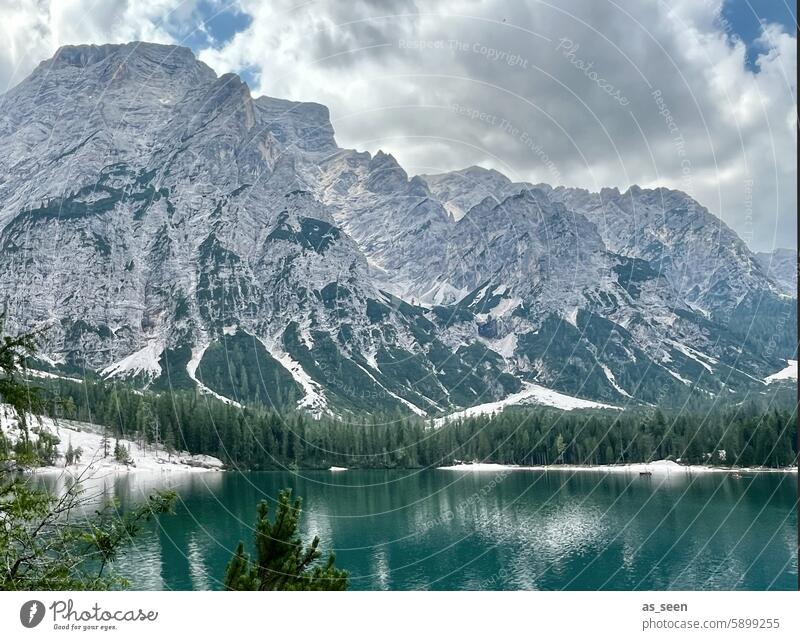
101;425;110;458
224;489;348;591
0;312;43;437
113;440;131;464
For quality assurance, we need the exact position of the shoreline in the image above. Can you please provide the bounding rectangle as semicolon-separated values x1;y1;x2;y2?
436;460;798;474
5;408;794;477
2;410;224;477
19;460;799;477
30;456;224;477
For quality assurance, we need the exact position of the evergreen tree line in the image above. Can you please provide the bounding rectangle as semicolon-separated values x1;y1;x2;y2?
34;378;798;470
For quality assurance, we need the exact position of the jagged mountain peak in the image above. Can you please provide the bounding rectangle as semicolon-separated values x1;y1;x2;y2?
16;41;217;100
546;182;779;316
420;165;532;221
0;41;795;418
176;72;255;127
254;95;337;153
48;41;203;70
423;165;512;182
366;150;410;193
755;248;797;297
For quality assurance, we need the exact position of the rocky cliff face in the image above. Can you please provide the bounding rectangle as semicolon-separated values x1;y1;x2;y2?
0;43;794;416
756;248;796;298
544;184;777;318
420;166;531;222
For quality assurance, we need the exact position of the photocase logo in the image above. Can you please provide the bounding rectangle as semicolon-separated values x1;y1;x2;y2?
20;600;46;628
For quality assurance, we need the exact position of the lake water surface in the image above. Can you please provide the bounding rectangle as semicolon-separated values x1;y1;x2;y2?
75;469;796;590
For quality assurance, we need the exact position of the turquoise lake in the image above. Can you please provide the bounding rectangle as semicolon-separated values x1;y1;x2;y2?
68;468;797;590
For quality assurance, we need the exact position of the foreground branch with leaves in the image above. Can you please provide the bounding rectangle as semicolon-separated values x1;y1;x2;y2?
0;313;176;590
0;476;176;590
224;489;348;591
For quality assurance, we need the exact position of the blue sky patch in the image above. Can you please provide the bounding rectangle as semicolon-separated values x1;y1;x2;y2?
198;0;252;45
169;0;252;51
720;0;797;71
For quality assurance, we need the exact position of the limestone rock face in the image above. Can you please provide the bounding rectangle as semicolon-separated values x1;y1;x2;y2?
755;248;796;298
0;42;794;415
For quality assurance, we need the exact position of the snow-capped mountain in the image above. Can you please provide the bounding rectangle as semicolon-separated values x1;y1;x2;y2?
0;43;795;416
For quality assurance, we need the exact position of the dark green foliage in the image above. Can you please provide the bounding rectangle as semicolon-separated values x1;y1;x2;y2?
31;431;60;465
724;291;797;361
375;344;439;399
32;374;797;471
319;282;350;311
173;291;191;321
114;440;131;464
196;233;252;328
7;163;165;230
197;331;299;408
0;480;175;590
0;312;44;436
430;303;475;328
516;314;618;399
362;293;522;410
366;298;391;322
10;431;61;467
149;344;195;391
64;440;83;466
613;256;660;298
297;217;340;253
83;492;176;582
224;489;348;591
575;311;688;403
282;322;429;415
515;312;699;404
455;343;521;395
265;214;341;253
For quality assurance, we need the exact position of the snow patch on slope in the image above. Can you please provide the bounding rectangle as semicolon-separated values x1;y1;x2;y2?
37;353;66;367
420;280;469;306
490;295;522;317
434;382;619;426
670;341;715;372
1;407;223;475
27;369;84;384
599;364;631;398
478;332;518;358
765;360;798;383
666;368;691;385
257;336;328;416
564;308;579;327
101;341;163;380
364;350;379;371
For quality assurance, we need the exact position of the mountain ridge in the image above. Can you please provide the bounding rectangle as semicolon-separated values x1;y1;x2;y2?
0;42;795;418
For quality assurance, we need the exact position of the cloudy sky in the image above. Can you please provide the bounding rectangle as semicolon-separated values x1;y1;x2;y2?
0;0;796;251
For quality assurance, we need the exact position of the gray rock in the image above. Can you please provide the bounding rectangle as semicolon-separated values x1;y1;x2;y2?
0;42;793;415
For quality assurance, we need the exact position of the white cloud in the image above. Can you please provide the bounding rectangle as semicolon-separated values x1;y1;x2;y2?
0;0;186;90
193;0;796;250
0;0;796;250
